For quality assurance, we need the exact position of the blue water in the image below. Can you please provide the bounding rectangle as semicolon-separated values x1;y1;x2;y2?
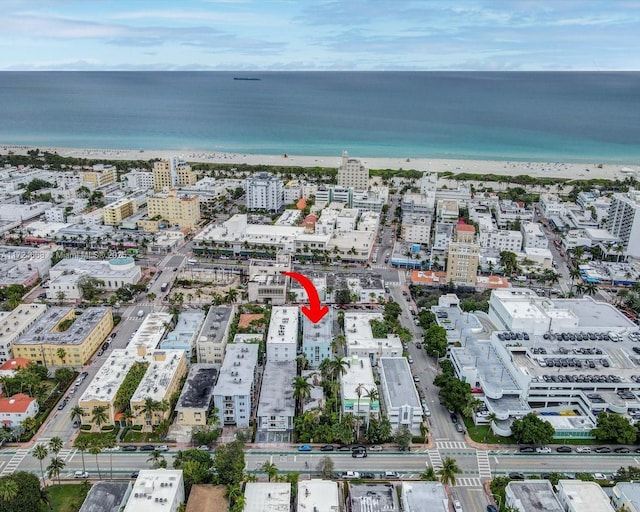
0;71;639;163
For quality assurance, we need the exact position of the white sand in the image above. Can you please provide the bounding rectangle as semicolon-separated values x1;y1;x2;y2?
1;144;637;181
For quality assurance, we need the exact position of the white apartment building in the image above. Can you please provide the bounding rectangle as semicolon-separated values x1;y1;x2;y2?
244;483;291;512
478;224;523;252
336;208;359;232
0;304;47;364
432;222;454;252
494;200;534;229
344;310;403;365
436;199;459;223
302;309;333;368
607;189;640;258
539;193;566;218
0;202;52;221
337;151;369;190
0;393;39;429
44;199;88;223
400;483;448;512
212;342;259;427
341;355;379;425
246;172;283;212
521;221;549;249
196;306;235;365
378;357;423;435
124;469;185;512
256;361;296;439
247;255;291;305
315;209;338;235
402;192;435;214
401;213;432;245
283;180;303;204
125;170;154;190
297;480;340;512
557;480;615;512
266;306;299;362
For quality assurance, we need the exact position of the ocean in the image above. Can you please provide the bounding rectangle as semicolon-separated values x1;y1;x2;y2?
0;71;639;163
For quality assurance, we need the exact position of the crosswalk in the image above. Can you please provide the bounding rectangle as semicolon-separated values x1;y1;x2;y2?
0;448;29;476
427;448;442;470
454;477;483;487
436;441;468;450
476;450;492;479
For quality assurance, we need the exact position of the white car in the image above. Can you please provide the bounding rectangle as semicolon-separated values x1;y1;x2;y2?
535;447;551;453
74;471;89;478
368;445;383;451
453;500;463;512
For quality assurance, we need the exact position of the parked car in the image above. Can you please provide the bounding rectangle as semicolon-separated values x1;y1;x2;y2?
74;471;89;478
157;445;170;452
487;505;498;512
130;471;139;478
320;444;334;452
361;472;376;479
614;447;631;453
535;447;551;454
337;445;351;452
57;401;66;410
139;445;155;451
341;471;361;479
383;471;400;479
556;446;572;453
455;422;464;433
595;446;612;453
122;445;137;451
298;445;312;452
415;343;422;349
352;450;367;458
413;375;420;382
576;447;592;453
196;445;210;451
509;472;526;480
519;446;535;453
368;445;383;452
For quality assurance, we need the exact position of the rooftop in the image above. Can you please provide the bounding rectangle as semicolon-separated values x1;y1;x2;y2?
506;481;564;512
79;481;131;512
342;356;376;401
79;349;135;403
350;484;399;512
50;258;140;280
401;482;448;512
614;483;640;512
257;361;296;418
123;469;184;512
297;480;340;512
176;364;218;410
244;482;291;512
266;306;299;346
0;304;48;343
0;393;36;413
162;311;205;349
213;343;259;397
198;307;234;346
128;312;172;356
557;480;615;512
131;350;185;403
302;308;333;345
379;358;421;408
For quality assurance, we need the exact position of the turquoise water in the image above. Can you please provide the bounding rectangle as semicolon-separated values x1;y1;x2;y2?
0;71;639;163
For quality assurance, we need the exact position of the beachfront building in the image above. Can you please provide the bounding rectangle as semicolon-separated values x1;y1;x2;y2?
212;342;259;427
378;357;423;435
266;306;299;363
146;190;200;230
297;480;340;512
245;172;283;212
47;257;142;301
256;361;296;442
244;483;290;512
153;158;196;192
337;151;369;190
341;355;379;426
301;308;333;368
196;306;235;364
124;469;185;512
446;224;480;287
174;364;218;426
0;304;48;364
12;306;113;367
0;393;39;429
247;254;291;305
103;197;138;225
607;188;640;258
344;310;403;365
130;350;187;430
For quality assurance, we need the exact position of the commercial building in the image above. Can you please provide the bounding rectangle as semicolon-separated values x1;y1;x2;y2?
130;350;187;430
247;254;291;305
266;306;299;363
0;202;52;221
341;355;379;426
302;308;333;368
174;364;218;426
0;303;47;364
556;480;615;512
297;480;340;512
446;224;480;287
349;484;400;512
0;244;54;288
505;481;564;512
124;469;185;512
213;342;259;427
196;306;235;365
103;197;138;225
344;311;403;365
246;172;283;212
613;482;640;512
256;360;296;441
147;190;200;230
12;306;113;366
289;272;385;305
378;357;423;435
607;188;640;258
0;393;39;429
244;483;290;512
337;151;369;190
153;158;196;192
400;482;448;512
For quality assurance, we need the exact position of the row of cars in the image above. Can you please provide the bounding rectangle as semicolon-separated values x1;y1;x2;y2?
335;471;400;480
57;371;89;412
519;445;638;454
299;444;383;457
103;444;170;452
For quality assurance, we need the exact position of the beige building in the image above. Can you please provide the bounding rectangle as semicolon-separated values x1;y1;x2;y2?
82;165;117;188
175;364;217;426
103;197;138;225
147;190;200;230
153;158;196;192
337;151;369;190
0;304;48;364
446;224;480;287
130;350;187;431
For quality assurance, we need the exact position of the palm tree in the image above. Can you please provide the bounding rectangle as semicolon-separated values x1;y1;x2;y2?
102;438;116;480
89;440;103;479
419;467;438;481
70;405;84;425
585;282;598;296
49;436;63;455
32;443;49;487
225;288;238;304
74;437;90;475
485;412;499;441
437;457;461;486
47;456;66;486
569;267;581;294
147;450;166;469
330;356;350;381
293;376;311;412
56;348;67;365
261;461;279;482
136;397;161;432
91;405;109;432
0;478;19;501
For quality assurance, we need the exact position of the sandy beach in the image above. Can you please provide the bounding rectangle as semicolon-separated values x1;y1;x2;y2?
1;144;637;181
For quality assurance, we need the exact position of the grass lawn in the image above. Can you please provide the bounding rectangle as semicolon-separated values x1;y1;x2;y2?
76;426;119;444
463;417;516;445
48;483;91;512
122;430;164;443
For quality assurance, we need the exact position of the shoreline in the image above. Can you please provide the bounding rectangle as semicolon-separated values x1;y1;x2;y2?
1;144;638;181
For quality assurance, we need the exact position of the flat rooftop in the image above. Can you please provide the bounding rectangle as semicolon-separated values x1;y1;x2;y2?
50;258;141;280
350;484;399;512
0;303;47;343
123;469;183;512
15;306;110;346
379;358;421;408
342;356;376;401
401;482;448;512
79;481;131;512
614;483;640;512
297;480;340;512
198;307;234;346
244;482;291;512
302;308;333;345
162;311;205;348
79;349;135;403
507;481;563;512
558;480;615;512
127;312;172;356
131;350;185;403
257;361;295;419
175;364;218;410
267;306;299;346
213;343;259;397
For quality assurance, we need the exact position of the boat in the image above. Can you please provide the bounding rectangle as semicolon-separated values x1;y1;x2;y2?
234;77;261;81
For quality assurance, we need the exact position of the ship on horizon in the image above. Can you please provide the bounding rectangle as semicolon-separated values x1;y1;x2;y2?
233;77;261;81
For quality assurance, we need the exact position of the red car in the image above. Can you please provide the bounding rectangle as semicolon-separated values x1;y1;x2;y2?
471;387;483;394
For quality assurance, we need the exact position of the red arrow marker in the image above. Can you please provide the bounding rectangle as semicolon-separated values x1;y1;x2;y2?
282;271;329;323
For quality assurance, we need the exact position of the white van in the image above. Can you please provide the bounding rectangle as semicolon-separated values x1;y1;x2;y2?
137;310;144;317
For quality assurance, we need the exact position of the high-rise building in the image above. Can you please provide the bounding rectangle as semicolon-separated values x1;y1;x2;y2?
147;190;200;229
103;197;138;225
607;189;640;258
337;151;369;190
153;158;196;192
245;172;283;212
446;224;479;287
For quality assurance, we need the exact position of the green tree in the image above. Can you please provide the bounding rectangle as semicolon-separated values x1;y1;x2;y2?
89;440;103;479
499;250;519;276
32;443;49;487
0;477;19;501
70;405;84;425
437;457;461;486
293;376;311;412
394;425;413;451
424;324;448;357
55;348;67;365
261;461;278;482
212;441;245;486
419;467;438;481
510;413;555;445
135;397;163;432
0;473;45;512
46;456;66;486
77;275;104;302
433;374;472;412
91;405;109;431
74;436;90;475
49;436;63;455
54;367;75;386
366;416;392;444
316;456;334;478
592;412;637;444
335;288;352;304
147;450;166;470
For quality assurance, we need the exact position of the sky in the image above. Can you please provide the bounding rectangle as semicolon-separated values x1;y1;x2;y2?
2;0;639;71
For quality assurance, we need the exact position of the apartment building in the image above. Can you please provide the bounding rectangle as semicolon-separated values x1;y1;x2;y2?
378;357;423;435
247;255;291;305
344;310;403;365
400;483;448;512
196;306;235;364
153;158;196;192
0;303;48;364
495;200;534;229
159;311;205;361
521;221;549;249
244;483;290;512
337;151;369;190
607;188;640;258
266;306;298;363
103;197;138;225
539;193;566;218
245;172;283;212
0;393;39;429
174;364;218;426
82;164;116;188
147;190;200;230
341;355;379;426
12;306;113;366
125;169;154;190
505;481;564;512
301;308;333;368
446;224;480;287
401;213;432;245
297;480;340;512
124;469;185;512
256;360;296;440
436;199;459;223
212;343;259;427
557;480;615;512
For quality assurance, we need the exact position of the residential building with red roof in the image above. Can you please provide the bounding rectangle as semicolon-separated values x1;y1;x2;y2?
0;393;39;428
